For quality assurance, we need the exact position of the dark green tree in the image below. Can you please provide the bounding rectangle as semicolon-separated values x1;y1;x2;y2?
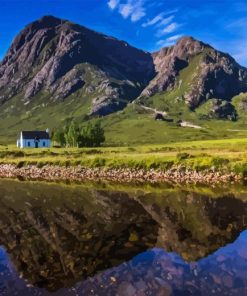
90;121;105;147
53;120;105;148
52;129;66;147
65;121;80;147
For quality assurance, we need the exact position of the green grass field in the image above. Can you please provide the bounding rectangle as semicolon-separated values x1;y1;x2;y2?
1;137;247;175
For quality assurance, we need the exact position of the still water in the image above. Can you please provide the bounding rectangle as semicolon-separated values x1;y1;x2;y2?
0;179;247;295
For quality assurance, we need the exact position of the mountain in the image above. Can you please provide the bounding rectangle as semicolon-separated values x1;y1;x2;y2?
136;37;247;124
141;37;247;109
0;15;154;116
1;15;247;144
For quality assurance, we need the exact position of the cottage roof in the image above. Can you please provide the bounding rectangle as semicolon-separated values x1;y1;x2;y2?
21;131;50;140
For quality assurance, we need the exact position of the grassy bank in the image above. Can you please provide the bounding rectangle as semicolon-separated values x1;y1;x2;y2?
1;138;247;177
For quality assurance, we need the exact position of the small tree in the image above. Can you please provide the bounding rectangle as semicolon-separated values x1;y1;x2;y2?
91;121;105;147
52;129;66;147
65;121;80;147
81;122;93;147
78;121;105;147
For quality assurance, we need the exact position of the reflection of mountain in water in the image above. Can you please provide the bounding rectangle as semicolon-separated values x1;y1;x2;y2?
136;190;247;261
0;180;158;291
76;232;247;296
0;180;247;294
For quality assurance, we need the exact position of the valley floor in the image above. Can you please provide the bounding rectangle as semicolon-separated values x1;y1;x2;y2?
0;138;247;184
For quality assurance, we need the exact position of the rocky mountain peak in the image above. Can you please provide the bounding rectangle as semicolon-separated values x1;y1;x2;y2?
0;15;155;115
141;35;247;109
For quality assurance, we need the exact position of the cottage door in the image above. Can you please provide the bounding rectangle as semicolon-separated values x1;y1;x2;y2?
35;141;38;148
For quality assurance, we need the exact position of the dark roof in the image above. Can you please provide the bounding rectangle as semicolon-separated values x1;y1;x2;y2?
21;131;50;140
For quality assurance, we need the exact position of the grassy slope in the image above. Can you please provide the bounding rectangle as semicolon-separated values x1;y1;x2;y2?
2;93;247;146
101;103;247;146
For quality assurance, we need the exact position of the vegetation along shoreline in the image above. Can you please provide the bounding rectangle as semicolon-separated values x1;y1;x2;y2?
2;138;247;184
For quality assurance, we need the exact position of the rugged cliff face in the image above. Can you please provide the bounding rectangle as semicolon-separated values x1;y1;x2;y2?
0;15;155;116
141;37;247;109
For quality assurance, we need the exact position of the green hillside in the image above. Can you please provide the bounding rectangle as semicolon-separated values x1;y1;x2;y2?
1;91;247;146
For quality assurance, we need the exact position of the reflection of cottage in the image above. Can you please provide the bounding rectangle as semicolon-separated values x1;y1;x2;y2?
17;130;51;148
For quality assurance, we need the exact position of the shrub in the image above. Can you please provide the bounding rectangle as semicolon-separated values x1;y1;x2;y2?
16;161;25;168
211;157;229;167
0;151;25;158
176;152;192;161
91;157;106;167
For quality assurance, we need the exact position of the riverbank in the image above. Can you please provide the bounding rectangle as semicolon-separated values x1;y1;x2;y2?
0;164;242;184
1;138;247;184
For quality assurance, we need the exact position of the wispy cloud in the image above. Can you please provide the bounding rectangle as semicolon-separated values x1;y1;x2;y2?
156;34;182;48
116;0;146;22
166;34;182;42
142;11;176;28
156;39;174;48
107;0;119;10
131;4;146;22
119;3;132;18
140;6;181;43
226;17;247;29
142;13;163;27
162;8;179;15
156;15;175;27
106;0;179;27
157;22;179;36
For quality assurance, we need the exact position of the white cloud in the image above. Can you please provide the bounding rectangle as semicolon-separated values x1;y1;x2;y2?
142;14;164;27
131;8;146;22
108;0;119;10
119;3;133;18
119;0;146;22
157;22;179;36
156;39;174;48
156;34;182;48
108;0;146;22
142;13;176;28
156;15;175;27
166;34;182;42
162;8;179;15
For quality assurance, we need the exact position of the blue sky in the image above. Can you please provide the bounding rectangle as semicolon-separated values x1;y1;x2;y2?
1;0;247;65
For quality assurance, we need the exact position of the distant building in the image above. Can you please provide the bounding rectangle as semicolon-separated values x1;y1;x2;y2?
17;130;51;148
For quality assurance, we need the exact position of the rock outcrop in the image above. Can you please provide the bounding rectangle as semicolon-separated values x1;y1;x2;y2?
141;37;247;110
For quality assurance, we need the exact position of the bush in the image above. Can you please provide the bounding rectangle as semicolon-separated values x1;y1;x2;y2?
0;151;25;158
91;157;106;167
211;157;229;167
16;161;25;168
176;152;192;161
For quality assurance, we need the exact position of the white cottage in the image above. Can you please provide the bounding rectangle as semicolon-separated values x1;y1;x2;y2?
17;130;51;148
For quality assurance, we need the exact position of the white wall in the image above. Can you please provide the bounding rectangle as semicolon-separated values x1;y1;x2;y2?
20;139;51;148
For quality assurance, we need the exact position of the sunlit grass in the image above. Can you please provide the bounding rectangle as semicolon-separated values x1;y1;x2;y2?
0;138;247;175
